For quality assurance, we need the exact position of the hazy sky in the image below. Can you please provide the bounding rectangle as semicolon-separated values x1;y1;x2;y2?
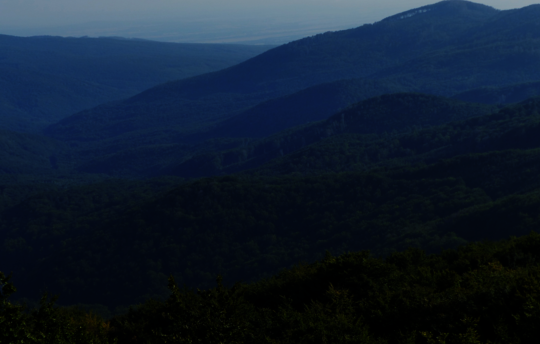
1;0;538;27
1;0;538;43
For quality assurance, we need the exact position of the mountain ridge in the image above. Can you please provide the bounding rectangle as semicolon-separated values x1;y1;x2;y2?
43;0;507;144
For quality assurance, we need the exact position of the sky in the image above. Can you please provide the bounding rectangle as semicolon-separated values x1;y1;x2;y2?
0;0;538;44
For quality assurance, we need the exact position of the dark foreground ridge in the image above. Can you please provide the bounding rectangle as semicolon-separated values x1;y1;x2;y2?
3;232;540;343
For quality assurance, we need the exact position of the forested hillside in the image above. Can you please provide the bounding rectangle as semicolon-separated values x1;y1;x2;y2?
5;138;540;309
245;95;540;176
6;93;540;310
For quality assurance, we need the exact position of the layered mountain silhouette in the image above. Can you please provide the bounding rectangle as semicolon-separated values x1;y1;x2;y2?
6;1;540;312
43;1;504;142
0;35;271;132
42;1;540;179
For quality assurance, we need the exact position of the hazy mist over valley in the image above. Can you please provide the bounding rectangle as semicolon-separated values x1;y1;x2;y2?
4;1;540;342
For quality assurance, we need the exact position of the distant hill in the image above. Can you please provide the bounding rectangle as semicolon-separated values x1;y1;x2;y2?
0;66;126;133
0;35;271;132
453;80;540;104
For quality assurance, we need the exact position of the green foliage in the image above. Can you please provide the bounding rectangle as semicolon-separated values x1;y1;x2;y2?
241;233;540;343
97;232;540;343
5;210;540;343
0;272;33;343
112;276;263;344
0;271;114;343
270;285;379;344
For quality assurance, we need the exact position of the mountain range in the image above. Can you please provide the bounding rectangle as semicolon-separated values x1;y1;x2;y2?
3;0;540;321
0;35;271;132
33;0;540;178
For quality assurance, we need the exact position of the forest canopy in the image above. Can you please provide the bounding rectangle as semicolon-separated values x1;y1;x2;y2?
3;232;540;343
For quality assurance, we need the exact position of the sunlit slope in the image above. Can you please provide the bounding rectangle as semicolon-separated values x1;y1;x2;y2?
44;1;503;143
0;34;271;132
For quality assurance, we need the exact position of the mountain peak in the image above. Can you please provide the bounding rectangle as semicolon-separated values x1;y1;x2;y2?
381;0;499;22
